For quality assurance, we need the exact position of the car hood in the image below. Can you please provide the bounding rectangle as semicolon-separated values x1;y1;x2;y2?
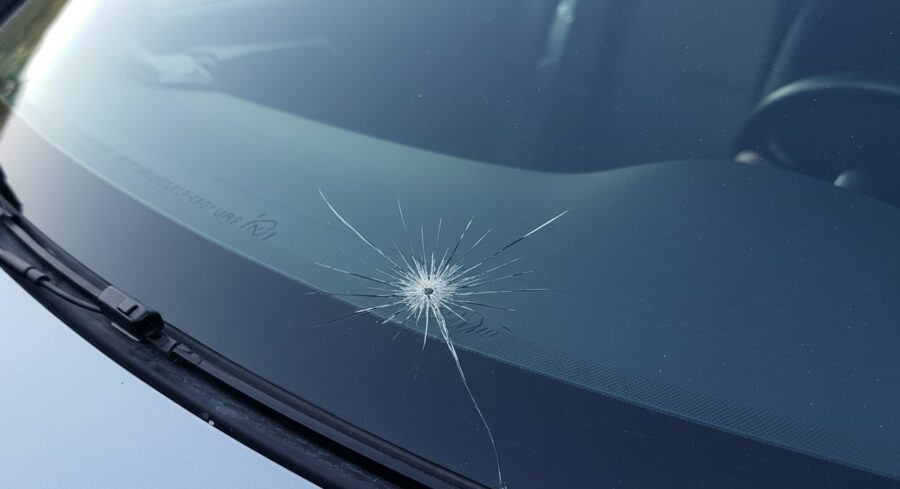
0;269;316;489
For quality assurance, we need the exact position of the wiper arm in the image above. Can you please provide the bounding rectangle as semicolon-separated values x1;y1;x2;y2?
0;198;163;340
0;245;101;312
0;170;82;301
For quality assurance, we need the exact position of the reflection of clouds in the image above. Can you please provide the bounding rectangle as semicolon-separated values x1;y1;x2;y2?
127;45;215;87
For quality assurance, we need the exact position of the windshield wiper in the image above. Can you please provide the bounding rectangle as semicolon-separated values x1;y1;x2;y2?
0;184;163;340
0;245;101;312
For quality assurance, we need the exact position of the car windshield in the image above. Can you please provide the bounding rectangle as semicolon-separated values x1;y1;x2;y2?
1;1;900;487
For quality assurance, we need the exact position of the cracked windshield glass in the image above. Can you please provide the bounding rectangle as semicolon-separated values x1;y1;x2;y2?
0;0;899;487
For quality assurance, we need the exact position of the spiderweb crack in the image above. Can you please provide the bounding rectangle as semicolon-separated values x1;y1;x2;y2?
316;189;567;489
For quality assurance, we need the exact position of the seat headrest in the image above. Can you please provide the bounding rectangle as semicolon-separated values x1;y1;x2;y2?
765;0;900;93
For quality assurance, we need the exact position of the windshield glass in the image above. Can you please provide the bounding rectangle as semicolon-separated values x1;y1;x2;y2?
1;1;899;487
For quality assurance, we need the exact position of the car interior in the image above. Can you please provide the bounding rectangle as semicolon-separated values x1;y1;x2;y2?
139;0;900;205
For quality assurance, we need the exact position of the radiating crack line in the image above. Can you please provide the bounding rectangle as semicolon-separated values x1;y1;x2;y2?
316;190;568;489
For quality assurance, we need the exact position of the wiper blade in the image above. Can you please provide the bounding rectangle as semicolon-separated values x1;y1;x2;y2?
0;246;100;312
0;199;163;340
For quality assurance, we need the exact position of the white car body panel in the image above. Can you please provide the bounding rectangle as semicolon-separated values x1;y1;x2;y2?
0;270;317;489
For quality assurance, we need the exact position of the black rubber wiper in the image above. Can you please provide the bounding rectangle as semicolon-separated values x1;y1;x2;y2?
0;189;163;340
0;245;100;312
